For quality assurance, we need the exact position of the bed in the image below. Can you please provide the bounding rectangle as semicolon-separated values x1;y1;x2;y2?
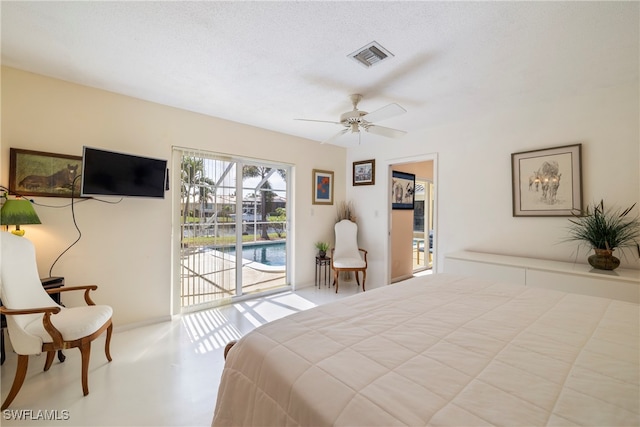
212;273;639;426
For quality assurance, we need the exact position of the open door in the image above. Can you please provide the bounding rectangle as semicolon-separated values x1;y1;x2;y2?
413;179;433;273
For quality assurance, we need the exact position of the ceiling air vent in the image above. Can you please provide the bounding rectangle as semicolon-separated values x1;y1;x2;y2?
348;41;393;68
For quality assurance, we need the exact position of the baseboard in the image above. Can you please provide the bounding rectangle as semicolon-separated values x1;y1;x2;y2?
113;315;172;333
294;281;317;290
391;274;413;283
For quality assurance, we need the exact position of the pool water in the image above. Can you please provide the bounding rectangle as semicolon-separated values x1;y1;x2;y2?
219;242;286;266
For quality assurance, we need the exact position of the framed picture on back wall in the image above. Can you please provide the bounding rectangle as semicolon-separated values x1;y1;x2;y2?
391;171;415;209
312;169;334;205
353;159;375;186
511;143;582;216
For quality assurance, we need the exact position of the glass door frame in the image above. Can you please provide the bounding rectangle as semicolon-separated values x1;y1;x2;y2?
171;147;292;316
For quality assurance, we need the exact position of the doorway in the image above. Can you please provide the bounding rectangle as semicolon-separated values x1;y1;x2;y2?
388;156;436;283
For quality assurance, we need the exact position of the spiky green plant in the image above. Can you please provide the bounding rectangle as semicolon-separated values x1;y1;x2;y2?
566;200;640;257
315;241;329;252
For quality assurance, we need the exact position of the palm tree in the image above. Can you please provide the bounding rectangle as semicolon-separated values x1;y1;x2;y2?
242;166;286;239
181;157;215;231
181;157;202;224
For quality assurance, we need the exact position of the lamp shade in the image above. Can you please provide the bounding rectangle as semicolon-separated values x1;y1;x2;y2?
1;199;41;226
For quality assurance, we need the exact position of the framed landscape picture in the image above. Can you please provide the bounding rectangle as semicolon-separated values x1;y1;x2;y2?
511;143;582;217
312;169;334;205
391;171;415;210
9;148;83;198
353;159;375;186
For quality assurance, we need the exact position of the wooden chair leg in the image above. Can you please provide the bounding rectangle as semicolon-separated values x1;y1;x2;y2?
44;350;56;371
2;354;29;410
355;271;361;287
1;329;5;366
362;270;366;291
334;270;339;293
79;342;91;396
105;323;113;362
224;340;237;360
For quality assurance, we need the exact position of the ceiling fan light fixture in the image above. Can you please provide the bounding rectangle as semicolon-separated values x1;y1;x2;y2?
349;41;393;68
296;94;406;144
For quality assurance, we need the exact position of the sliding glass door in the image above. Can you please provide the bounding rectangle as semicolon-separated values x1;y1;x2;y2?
238;161;288;297
175;148;290;311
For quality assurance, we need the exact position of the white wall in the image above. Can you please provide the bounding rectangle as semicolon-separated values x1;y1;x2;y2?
1;67;346;327
347;83;640;288
2;67;638;325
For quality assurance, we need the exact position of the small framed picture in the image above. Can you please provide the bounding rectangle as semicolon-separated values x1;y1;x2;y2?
511;143;582;217
312;169;334;205
353;159;375;186
391;171;415;210
9;148;83;198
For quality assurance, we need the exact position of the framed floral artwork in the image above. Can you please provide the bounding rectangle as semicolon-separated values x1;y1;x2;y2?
312;169;334;205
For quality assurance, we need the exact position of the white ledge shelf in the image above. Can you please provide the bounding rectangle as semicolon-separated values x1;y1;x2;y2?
444;251;640;304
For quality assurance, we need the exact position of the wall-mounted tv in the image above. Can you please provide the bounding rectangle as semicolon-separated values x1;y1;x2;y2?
81;146;168;198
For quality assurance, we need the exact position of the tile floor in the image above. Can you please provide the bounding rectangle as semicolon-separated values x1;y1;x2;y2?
1;283;363;426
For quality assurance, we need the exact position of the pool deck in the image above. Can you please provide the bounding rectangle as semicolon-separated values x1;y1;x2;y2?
181;247;286;307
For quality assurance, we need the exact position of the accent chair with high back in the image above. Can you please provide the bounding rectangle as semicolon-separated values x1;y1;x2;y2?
0;232;113;410
331;219;368;293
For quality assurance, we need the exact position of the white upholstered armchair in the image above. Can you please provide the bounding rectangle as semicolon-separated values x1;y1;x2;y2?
0;232;113;410
331;219;367;293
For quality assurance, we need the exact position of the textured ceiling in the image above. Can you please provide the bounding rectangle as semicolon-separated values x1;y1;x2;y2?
1;1;638;147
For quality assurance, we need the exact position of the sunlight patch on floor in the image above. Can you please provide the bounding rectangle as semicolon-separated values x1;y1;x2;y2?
182;309;244;353
233;291;318;324
181;290;326;354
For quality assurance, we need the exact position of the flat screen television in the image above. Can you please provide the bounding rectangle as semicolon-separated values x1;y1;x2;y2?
81;147;168;198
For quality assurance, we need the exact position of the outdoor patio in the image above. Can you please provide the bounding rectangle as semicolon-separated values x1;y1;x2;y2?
181;247;286;307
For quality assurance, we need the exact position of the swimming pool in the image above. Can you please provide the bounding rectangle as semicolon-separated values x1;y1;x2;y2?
218;242;286;266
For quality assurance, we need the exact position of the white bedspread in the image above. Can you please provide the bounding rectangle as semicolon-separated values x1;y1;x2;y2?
212;273;639;426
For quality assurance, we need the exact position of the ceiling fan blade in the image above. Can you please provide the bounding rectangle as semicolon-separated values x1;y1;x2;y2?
365;125;407;139
295;118;342;125
361;103;406;123
321;128;349;144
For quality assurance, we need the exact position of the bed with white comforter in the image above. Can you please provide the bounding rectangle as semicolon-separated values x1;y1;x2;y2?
212;273;639;426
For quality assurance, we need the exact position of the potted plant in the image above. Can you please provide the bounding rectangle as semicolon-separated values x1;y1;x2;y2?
315;241;329;258
336;201;356;223
566;200;640;270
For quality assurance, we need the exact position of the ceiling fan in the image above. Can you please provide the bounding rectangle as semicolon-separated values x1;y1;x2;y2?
296;94;407;144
